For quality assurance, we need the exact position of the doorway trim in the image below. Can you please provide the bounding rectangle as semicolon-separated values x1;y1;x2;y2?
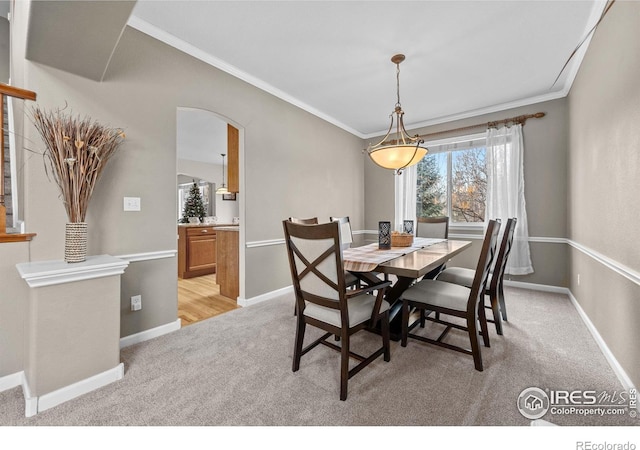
176;106;246;303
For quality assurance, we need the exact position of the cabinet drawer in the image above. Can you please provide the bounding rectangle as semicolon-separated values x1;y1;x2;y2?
186;226;215;236
186;235;216;272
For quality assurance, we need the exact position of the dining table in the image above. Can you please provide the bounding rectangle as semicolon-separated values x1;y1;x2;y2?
343;237;472;340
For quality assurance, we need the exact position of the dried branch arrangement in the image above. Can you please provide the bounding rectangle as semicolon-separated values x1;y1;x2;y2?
31;105;125;223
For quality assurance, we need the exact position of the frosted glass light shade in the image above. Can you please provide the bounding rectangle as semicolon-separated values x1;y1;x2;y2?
368;144;427;170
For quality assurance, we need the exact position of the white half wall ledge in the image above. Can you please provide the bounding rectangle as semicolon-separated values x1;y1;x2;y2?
115;249;177;263
15;254;129;288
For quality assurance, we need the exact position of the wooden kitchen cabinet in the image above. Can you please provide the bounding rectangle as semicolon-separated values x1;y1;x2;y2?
178;225;217;278
227;124;239;193
216;227;239;300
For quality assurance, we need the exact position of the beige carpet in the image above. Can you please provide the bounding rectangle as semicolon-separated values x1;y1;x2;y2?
0;287;637;427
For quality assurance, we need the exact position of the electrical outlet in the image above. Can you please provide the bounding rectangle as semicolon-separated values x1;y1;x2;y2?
131;295;142;311
124;197;141;211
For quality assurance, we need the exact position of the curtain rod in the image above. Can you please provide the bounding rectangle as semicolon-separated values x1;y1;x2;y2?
417;112;545;140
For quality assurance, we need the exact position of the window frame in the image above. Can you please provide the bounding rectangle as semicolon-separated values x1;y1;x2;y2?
419;132;487;229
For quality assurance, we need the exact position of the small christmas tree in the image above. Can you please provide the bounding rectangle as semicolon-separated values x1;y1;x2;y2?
180;181;206;223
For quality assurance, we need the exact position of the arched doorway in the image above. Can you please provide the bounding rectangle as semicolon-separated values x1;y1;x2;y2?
176;107;244;326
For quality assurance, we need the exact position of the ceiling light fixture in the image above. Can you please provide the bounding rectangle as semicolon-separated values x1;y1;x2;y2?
366;54;427;175
215;153;229;194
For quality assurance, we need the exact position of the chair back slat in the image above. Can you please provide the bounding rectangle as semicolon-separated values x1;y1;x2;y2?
417;216;449;239
467;219;501;315
289;217;319;225
490;218;517;291
283;220;347;315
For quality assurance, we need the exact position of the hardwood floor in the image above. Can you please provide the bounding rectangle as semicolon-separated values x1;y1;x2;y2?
178;274;239;327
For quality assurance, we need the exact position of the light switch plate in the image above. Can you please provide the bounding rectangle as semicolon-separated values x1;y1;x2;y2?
124;197;141;211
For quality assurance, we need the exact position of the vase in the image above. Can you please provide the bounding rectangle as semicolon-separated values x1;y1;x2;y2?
65;222;88;263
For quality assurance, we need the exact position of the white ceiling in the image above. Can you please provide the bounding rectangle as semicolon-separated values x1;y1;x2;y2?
130;0;604;140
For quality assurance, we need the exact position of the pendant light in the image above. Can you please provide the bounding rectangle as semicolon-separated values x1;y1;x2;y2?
216;153;228;194
366;54;428;175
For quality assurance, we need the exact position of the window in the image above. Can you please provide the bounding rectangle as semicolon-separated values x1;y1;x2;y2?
416;133;487;225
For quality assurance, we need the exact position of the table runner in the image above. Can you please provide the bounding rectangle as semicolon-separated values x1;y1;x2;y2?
343;237;445;272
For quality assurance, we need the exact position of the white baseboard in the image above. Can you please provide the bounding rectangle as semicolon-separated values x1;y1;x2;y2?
237;285;293;307
120;318;181;348
22;363;124;417
566;290;636;392
493;280;636;393
0;371;23;392
503;279;569;294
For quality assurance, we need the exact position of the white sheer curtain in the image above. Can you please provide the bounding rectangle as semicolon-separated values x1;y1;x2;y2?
485;124;534;275
394;164;417;232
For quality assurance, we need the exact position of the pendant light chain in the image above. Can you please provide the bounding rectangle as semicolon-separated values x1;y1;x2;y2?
396;61;401;108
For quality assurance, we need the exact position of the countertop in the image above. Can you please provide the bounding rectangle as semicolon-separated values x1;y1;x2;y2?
214;226;239;232
178;223;238;228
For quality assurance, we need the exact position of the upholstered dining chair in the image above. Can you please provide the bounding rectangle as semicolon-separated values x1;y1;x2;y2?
400;219;501;372
287;218;358;316
283;220;392;400
416;216;450;280
436;218;517;335
329;216;353;250
417;216;449;239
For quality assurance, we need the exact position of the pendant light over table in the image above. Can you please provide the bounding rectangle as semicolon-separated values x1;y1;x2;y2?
366;54;428;175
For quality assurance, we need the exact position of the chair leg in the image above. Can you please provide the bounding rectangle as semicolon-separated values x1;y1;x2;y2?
401;299;410;347
419;308;426;328
292;317;306;372
489;289;503;335
340;331;350;401
467;316;484;372
381;311;391;362
498;282;508;322
478;302;490;348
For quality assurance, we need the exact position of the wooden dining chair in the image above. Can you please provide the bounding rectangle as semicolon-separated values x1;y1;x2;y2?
436;218;517;335
289;217;319;225
287;218;358;315
283;220;392;400
400;219;501;372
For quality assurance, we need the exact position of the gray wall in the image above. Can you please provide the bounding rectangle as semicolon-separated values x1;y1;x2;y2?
0;17;9;83
364;97;569;287
1;17;364;376
567;1;640;386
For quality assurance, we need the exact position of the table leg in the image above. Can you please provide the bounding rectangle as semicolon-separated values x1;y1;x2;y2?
384;276;418;340
353;272;423;341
